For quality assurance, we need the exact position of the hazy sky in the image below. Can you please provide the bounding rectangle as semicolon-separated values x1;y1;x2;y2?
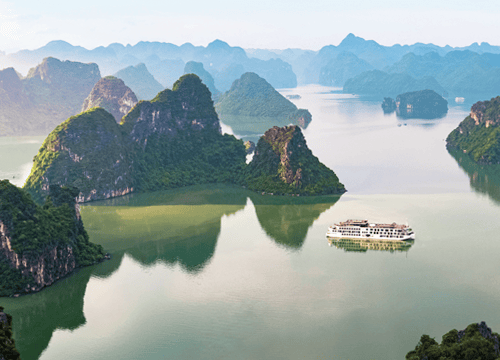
1;0;499;52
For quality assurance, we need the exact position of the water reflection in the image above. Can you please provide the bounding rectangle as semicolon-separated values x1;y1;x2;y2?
0;253;124;360
250;194;341;250
328;238;414;253
448;148;500;205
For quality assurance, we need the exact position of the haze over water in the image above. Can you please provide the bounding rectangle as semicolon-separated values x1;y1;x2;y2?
2;86;500;360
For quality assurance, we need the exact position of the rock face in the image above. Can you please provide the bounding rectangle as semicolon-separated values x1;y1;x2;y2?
0;57;101;136
114;63;164;100
246;125;345;195
215;72;311;135
0;181;105;296
25;74;246;202
184;61;220;100
0;307;20;360
81;76;138;122
447;96;500;164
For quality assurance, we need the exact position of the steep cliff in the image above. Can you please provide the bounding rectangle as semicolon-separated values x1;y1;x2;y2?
446;96;500;164
0;307;20;360
81;76;138;122
25;74;246;202
0;181;105;296
246;126;345;195
0;57;101;136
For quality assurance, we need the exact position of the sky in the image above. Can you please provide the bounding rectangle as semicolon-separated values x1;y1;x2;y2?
1;0;499;53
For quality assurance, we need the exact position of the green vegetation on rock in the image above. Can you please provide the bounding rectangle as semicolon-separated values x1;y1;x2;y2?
245;126;345;195
0;181;105;296
447;96;500;164
0;307;21;360
215;72;311;131
24;75;344;203
383;89;448;119
406;321;500;360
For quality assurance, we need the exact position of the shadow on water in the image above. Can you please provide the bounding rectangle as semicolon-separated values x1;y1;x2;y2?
327;238;414;253
448;148;500;205
2;185;343;359
0;253;124;360
249;193;341;250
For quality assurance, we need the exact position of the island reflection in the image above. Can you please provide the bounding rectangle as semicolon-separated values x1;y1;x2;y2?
448;148;500;205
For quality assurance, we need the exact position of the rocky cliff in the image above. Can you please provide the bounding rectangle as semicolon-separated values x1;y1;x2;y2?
81;76;138;122
245;125;345;195
0;57;101;136
0;181;105;296
446;96;500;164
25;74;246;202
0;307;20;360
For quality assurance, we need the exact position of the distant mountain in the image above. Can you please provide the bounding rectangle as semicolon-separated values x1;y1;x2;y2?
145;58;185;88
81;76;138;122
0;39;297;91
343;70;446;98
184;61;220;100
0;57;100;136
388;50;500;97
319;52;373;86
288;33;500;85
215;72;311;136
114;63;164;100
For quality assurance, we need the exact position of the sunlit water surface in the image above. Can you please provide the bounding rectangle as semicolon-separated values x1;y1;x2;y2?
2;86;500;360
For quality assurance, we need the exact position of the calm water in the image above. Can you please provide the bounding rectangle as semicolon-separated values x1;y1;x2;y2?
2;86;500;360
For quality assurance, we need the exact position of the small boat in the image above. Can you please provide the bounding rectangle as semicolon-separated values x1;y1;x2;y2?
326;219;415;241
455;97;465;103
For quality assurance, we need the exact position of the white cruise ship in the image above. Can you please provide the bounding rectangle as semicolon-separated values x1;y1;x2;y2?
326;219;415;241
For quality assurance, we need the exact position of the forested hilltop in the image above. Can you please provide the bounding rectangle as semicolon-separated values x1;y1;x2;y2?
215;72;311;135
0;181;105;297
447;96;500;164
245;126;345;196
23;74;343;203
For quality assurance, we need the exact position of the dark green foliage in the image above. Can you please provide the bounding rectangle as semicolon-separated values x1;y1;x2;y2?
245;126;345;195
217;72;297;117
406;322;500;360
133;131;247;192
0;307;21;360
447;96;500;164
396;90;448;119
0;259;32;297
0;181;104;295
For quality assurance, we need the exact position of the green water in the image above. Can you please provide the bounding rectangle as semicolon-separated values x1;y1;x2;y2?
2;86;500;359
